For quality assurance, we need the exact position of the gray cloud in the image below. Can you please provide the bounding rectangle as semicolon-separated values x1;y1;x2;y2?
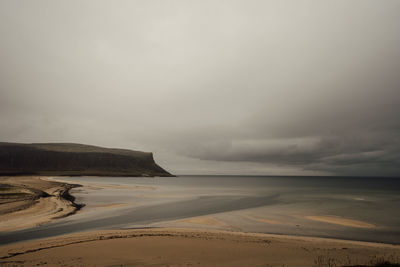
1;0;400;176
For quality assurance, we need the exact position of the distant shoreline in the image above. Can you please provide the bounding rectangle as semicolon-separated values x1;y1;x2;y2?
177;174;400;179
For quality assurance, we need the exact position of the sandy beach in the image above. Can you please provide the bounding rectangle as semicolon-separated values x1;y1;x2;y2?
0;177;82;232
1;228;399;266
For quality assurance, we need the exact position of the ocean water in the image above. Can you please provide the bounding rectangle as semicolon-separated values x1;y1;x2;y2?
1;175;399;245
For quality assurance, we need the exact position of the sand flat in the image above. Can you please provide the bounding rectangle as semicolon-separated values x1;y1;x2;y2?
43;176;155;191
179;216;229;227
306;215;376;228
250;216;281;225
0;177;81;232
0;228;399;266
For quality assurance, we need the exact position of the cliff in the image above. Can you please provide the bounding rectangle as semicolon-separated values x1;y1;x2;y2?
0;142;172;177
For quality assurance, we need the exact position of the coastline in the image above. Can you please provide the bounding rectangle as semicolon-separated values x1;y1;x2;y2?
1;176;400;266
0;176;396;244
0;176;83;232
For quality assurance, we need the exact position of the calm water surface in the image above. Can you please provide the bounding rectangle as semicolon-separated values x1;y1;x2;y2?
1;176;399;245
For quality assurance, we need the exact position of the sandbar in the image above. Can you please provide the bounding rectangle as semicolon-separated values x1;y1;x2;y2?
306;215;376;229
0;176;82;232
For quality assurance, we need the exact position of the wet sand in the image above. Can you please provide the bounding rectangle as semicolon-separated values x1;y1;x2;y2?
306;215;376;229
42;176;155;191
0;177;82;232
0;228;399;266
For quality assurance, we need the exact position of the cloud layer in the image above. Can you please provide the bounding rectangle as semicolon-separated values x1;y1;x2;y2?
1;0;399;176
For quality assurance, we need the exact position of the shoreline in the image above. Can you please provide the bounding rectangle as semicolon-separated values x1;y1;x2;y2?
1;228;399;266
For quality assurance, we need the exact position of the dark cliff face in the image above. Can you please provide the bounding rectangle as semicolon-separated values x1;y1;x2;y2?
0;142;172;177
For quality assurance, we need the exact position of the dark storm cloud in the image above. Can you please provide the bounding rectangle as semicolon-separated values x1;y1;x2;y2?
167;79;400;176
1;0;400;175
180;133;400;176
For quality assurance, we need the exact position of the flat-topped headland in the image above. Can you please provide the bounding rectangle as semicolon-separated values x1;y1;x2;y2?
0;142;172;177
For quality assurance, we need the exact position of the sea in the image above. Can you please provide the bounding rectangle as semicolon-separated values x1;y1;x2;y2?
1;175;399;245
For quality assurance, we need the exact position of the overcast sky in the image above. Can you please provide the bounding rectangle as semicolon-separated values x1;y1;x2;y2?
1;1;399;176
